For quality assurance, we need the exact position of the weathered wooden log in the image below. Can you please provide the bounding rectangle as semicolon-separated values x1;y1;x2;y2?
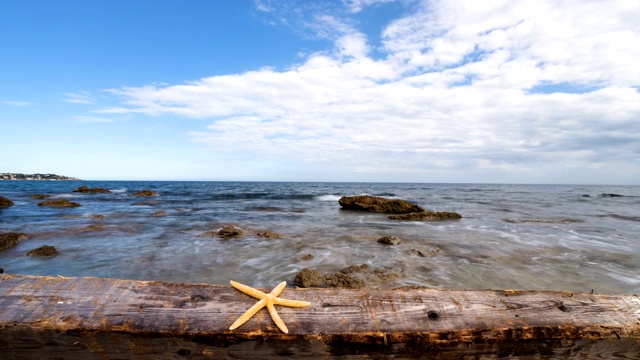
0;274;639;359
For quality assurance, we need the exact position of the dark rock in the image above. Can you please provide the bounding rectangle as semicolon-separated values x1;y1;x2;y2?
294;268;325;288
0;268;3;273
73;224;107;233
38;199;81;208
377;236;402;245
409;247;441;257
338;195;425;214
73;185;111;194
218;225;244;238
151;211;167;217
256;230;282;238
31;194;52;199
389;211;462;221
301;254;314;261
0;196;14;208
600;193;625;198
0;232;29;251
295;264;405;289
132;189;158;197
26;245;59;257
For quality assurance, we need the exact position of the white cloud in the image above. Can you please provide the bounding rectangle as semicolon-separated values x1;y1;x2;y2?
344;0;402;13
97;0;640;182
64;91;94;104
74;115;113;123
2;100;31;106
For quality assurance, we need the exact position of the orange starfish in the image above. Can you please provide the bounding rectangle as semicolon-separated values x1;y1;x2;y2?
229;280;311;334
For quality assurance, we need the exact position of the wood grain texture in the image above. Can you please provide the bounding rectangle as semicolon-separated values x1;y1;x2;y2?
1;274;639;359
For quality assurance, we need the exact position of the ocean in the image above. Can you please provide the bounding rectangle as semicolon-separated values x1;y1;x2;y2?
1;181;638;294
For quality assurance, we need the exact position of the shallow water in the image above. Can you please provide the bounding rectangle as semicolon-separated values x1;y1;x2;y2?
1;181;638;293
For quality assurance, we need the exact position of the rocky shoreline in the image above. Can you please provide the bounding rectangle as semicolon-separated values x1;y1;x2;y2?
0;192;462;288
0;173;80;181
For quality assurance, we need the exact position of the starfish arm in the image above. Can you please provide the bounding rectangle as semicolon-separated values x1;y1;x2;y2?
229;298;267;330
230;280;267;300
269;281;287;297
274;297;311;308
267;300;288;334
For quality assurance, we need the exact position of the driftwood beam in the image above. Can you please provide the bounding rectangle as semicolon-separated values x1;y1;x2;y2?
0;274;639;359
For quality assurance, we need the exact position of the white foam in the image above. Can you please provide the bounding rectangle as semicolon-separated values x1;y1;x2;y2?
315;194;341;202
110;188;128;194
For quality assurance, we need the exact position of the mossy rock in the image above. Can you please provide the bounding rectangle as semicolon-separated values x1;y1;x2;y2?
26;245;59;257
38;199;81;208
0;196;15;208
0;232;28;251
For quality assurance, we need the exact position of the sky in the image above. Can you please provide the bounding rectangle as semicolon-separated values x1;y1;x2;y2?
1;0;639;184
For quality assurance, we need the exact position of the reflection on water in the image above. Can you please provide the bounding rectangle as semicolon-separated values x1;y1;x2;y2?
1;181;639;294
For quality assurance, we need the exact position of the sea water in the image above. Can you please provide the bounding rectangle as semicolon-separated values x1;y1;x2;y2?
1;181;638;294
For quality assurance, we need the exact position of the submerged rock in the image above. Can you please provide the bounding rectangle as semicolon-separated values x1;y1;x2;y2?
73;224;107;233
73;185;111;194
377;236;402;245
388;211;462;221
38;199;81;208
600;193;625;198
31;194;52;199
338;195;425;214
132;189;158;197
26;245;59;257
0;232;28;251
0;196;14;208
151;211;167;217
256;230;282;238
409;247;441;257
301;254;314;261
217;225;244;238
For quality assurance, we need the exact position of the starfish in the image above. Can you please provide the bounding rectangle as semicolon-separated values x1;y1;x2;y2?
229;280;311;334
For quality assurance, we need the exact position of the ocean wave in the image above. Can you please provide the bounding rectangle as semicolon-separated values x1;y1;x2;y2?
110;188;128;194
315;195;342;202
503;218;584;224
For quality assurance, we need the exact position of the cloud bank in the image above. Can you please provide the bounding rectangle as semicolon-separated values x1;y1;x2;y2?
98;0;640;183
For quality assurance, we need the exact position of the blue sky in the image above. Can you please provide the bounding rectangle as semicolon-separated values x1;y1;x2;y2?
1;0;639;184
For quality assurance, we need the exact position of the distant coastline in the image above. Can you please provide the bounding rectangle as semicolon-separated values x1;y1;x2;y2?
0;173;80;181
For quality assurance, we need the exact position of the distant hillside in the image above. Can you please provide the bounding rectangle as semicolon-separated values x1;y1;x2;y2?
0;173;80;181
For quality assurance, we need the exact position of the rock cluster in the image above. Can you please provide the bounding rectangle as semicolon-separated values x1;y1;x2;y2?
0;232;29;251
388;211;462;221
339;195;462;221
0;196;14;208
73;185;111;194
338;195;425;214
